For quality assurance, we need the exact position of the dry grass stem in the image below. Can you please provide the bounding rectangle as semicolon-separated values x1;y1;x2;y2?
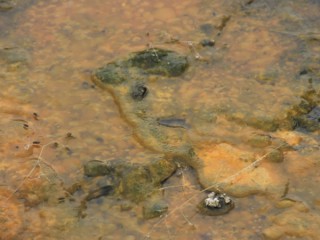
144;143;287;239
6;139;69;201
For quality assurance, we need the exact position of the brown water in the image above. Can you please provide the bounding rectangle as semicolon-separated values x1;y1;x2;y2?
1;0;320;239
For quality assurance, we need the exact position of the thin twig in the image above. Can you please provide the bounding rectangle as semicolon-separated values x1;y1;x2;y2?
164;215;173;240
180;209;194;227
144;143;287;239
6;140;66;201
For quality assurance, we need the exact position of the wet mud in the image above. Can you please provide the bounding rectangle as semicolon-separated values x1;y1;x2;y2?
0;0;320;239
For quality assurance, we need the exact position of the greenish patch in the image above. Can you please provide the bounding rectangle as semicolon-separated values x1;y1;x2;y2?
230;113;279;132
94;62;127;85
284;90;320;131
295;106;320;131
83;160;114;177
120;166;153;202
247;134;272;148
0;47;29;64
248;116;279;132
93;48;188;86
265;149;284;163
292;99;315;115
142;198;168;219
83;158;177;202
130;48;188;77
255;70;278;85
147;158;177;183
199;23;214;35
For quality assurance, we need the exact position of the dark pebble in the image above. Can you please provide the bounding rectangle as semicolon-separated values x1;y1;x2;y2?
131;83;148;101
96;137;104;143
200;39;215;47
299;69;308;75
81;81;95;89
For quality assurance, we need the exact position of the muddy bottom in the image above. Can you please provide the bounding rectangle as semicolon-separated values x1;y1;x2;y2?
0;0;320;239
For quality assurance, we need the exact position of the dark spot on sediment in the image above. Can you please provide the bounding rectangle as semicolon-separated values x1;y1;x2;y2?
200;23;214;35
157;118;190;129
200;39;215;47
131;83;148;101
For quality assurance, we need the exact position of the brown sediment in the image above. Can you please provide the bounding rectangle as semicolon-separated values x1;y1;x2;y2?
0;189;23;240
0;0;319;239
194;143;288;197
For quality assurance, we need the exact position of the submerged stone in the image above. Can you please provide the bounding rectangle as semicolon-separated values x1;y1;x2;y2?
83;158;176;202
93;48;188;88
143;198;168;219
200;39;215;47
130;48;188;77
119;166;154;202
247;134;272;148
233;114;279;132
131;83;148;101
295;106;320;131
147;157;177;183
83;160;114;177
94;62;128;85
119;158;177;202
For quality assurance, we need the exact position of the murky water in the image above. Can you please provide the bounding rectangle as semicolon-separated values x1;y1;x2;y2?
1;0;320;239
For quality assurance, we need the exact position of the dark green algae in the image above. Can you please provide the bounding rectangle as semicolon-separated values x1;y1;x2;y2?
92;48;194;158
94;48;189;85
90;47;320;214
83;157;177;203
88;48;201;205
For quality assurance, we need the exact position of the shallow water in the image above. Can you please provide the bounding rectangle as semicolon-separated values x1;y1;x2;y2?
1;0;320;239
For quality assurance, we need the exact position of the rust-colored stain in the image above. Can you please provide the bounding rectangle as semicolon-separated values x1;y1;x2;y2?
0;0;320;239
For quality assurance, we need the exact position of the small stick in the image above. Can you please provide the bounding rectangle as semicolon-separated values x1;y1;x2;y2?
6;140;67;201
144;143;287;239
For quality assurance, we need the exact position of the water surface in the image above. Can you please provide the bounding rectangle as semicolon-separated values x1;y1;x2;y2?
1;0;320;239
